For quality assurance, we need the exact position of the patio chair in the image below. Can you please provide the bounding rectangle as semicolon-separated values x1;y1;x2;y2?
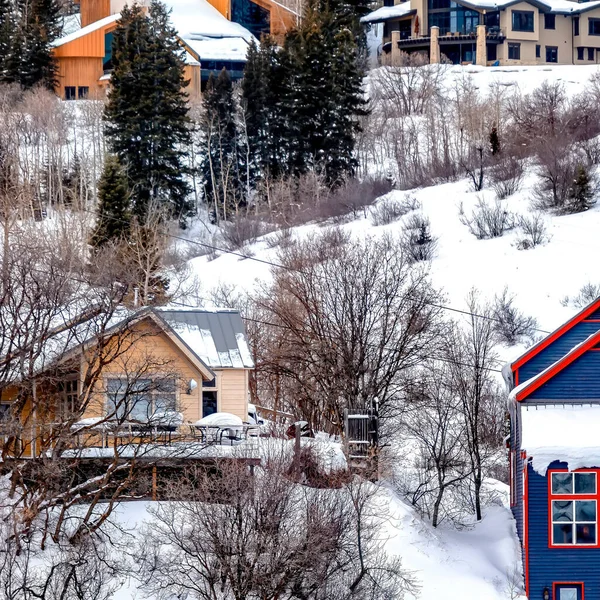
219;427;242;446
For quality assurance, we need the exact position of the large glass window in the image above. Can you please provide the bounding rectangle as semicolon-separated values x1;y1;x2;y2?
589;18;600;35
578;47;585;60
508;42;521;60
428;0;481;35
103;31;113;71
106;378;177;421
589;47;595;61
512;10;534;32
544;13;555;29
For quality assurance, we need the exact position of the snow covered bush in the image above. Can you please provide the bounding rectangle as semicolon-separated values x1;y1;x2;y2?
370;193;420;226
459;197;516;239
492;287;538;346
400;213;437;262
489;155;524;200
562;282;600;308
221;216;271;250
516;212;550;250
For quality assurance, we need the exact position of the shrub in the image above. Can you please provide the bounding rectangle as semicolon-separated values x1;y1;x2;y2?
459;196;516;239
265;227;294;249
370;193;421;226
221;216;270;250
492;287;538;346
562;282;600;308
516;212;549;250
401;213;437;262
489;156;524;200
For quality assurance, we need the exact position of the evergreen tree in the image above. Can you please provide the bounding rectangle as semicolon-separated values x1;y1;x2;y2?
90;155;131;248
568;164;594;213
200;68;243;222
104;0;193;227
3;0;60;89
0;0;14;80
489;126;500;156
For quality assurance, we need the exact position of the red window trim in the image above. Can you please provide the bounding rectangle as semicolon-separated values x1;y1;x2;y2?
548;469;599;549
553;581;584;600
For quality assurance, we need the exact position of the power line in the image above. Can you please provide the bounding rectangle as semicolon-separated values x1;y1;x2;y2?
77;207;551;335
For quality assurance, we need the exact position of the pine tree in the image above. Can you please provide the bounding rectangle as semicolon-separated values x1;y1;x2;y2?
3;0;60;89
0;0;14;80
200;68;243;222
104;0;193;227
568;164;594;213
90;155;131;248
489;126;500;156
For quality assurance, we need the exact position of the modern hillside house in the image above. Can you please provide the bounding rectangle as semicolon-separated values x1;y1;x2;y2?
363;0;600;65
51;0;296;100
505;296;600;600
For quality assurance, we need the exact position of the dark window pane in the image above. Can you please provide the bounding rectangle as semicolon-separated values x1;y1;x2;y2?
508;43;520;60
576;523;596;544
575;472;596;494
512;10;534;32
576;500;596;522
202;391;218;417
64;86;76;101
0;404;10;422
546;46;558;63
589;47;595;61
574;17;580;36
78;86;89;99
553;522;573;544
536;44;541;58
545;13;555;29
203;378;216;388
590;18;600;35
552;500;573;522
578;47;585;60
552;472;573;494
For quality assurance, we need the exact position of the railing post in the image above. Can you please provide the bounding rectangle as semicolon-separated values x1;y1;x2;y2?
476;24;487;66
430;26;440;64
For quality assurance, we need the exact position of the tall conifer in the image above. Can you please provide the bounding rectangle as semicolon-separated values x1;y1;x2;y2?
104;0;193;226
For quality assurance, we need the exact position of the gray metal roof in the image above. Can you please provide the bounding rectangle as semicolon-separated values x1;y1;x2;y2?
155;308;254;369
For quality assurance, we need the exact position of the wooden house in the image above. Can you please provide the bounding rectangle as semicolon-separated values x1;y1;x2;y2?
0;306;255;460
51;0;260;100
506;296;600;600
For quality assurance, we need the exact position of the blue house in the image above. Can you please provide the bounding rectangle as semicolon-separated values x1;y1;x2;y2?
506;296;600;600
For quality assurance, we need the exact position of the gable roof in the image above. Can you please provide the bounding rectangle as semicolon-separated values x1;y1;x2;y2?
510;296;600;374
512;328;600;401
52;13;120;47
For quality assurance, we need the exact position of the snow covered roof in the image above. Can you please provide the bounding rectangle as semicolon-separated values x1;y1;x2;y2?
52;13;120;47
183;36;250;62
162;0;253;41
522;404;600;474
361;1;415;23
458;0;600;13
155;308;255;369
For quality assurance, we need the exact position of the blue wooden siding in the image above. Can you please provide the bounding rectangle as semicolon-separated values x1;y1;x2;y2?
511;402;524;542
528;350;600;400
584;308;600;320
527;461;600;600
519;322;600;384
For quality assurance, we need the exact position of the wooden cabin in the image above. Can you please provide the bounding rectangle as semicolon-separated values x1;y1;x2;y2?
0;307;254;460
51;0;260;100
506;296;600;600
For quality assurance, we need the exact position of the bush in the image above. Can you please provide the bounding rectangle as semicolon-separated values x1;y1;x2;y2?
370;193;421;226
562;282;600;309
516;212;550;250
459;196;516;239
489;156;524;200
401;213;437;262
492;287;538;346
221;216;270;250
265;227;294;249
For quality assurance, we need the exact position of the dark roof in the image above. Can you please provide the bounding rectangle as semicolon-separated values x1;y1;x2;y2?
154;308;254;369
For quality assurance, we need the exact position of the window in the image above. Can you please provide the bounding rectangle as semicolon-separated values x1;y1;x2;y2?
58;379;79;420
536;44;541;58
202;377;218;417
574;16;580;36
589;47;595;61
78;86;89;99
546;45;558;63
550;472;598;546
555;584;583;600
106;378;177;421
578;47;585;60
590;17;600;35
512;10;534;32
545;13;555;29
64;86;76;101
508;42;521;60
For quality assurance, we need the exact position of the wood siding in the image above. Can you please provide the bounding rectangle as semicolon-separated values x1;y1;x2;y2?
183;64;202;101
527;461;600;599
56;57;105;98
81;0;111;27
216;368;248;419
206;0;230;18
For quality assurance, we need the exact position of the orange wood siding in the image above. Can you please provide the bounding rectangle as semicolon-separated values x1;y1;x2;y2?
206;0;230;18
55;57;105;97
216;369;248;420
183;64;201;101
81;0;111;27
54;28;107;58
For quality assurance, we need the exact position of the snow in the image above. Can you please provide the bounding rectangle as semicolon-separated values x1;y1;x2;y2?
361;1;414;23
184;36;250;62
52;13;121;47
194;412;244;427
522;404;600;474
